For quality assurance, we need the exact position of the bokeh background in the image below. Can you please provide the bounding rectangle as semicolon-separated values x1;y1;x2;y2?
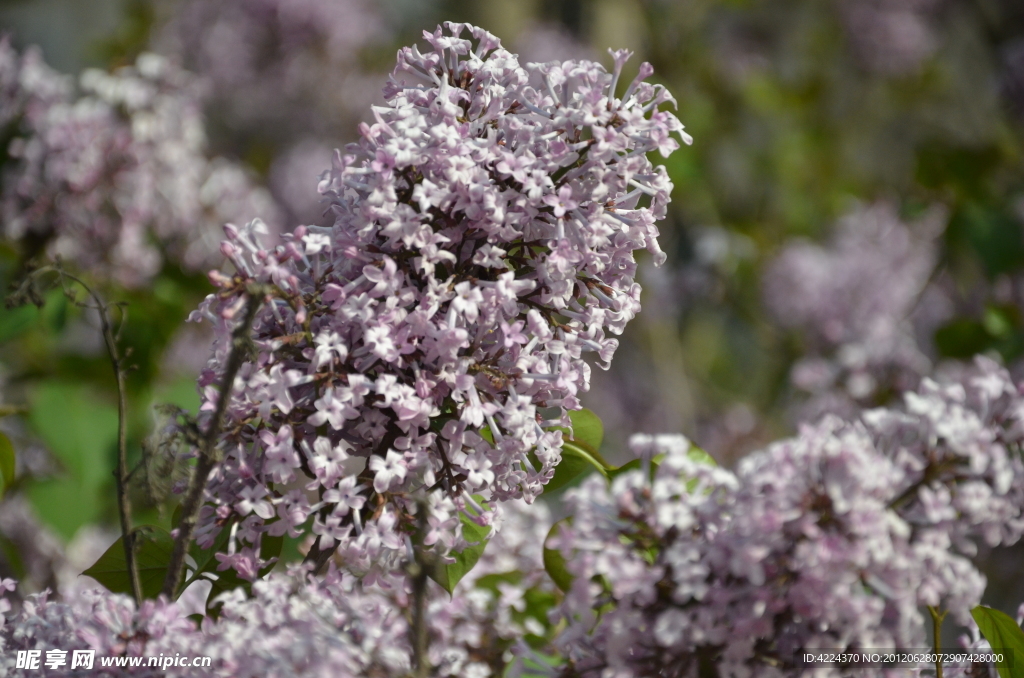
1;0;1023;622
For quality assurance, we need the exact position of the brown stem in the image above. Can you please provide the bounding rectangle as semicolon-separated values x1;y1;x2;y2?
410;502;432;678
303;535;339;577
161;289;264;598
887;458;961;511
51;270;142;606
928;605;947;678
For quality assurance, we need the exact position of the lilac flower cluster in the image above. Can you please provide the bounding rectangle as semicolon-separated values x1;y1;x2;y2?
155;0;385;137
0;40;278;286
188;22;687;577
154;0;390;223
763;202;947;420
0;499;553;678
550;357;1024;677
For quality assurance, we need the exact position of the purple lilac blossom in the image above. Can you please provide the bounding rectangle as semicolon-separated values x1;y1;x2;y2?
763;201;948;421
0;498;553;677
837;0;940;77
186;22;688;580
0;39;279;286
154;0;389;224
155;0;385;139
550;356;1024;677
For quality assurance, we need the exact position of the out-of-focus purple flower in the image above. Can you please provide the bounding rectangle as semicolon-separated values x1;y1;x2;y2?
763;202;948;420
0;40;280;286
154;0;391;223
837;0;940;76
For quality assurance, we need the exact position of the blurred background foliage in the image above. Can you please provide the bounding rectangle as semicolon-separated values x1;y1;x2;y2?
1;0;1024;612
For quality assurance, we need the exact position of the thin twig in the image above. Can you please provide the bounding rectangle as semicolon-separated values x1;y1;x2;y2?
161;288;264;598
0;405;29;418
928;605;947;678
410;502;432;678
48;267;142;606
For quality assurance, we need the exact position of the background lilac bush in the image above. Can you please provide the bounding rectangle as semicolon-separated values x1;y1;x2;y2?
0;1;1022;676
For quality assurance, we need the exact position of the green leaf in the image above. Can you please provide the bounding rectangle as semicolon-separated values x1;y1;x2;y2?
548;409;607;461
260;533;284;564
29;382;118;490
27;383;118;538
607;445;716;482
949;201;1024;277
542;440;610;494
936;319;993;359
532;409;611;493
187;521;233;579
0;303;37;343
607;458;656;481
506;652;564;677
520;587;559;647
567;409;603;452
473;571;523;593
971;606;1024;678
83;526;174;600
27;477;101;541
543;518;573;592
686;446;717;467
429;494;493;595
0;431;14;494
155;376;202;414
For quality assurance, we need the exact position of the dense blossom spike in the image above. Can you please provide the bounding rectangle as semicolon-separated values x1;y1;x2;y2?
551;356;1024;676
189;22;687;578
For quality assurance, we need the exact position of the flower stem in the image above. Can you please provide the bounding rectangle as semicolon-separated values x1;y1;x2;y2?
410;503;432;678
161;288;263;598
53;270;142;605
928;605;948;678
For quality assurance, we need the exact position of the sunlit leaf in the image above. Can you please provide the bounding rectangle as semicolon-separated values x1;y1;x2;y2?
566;409;603;452
685;446;717;467
542;441;610;494
971;606;1024;678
